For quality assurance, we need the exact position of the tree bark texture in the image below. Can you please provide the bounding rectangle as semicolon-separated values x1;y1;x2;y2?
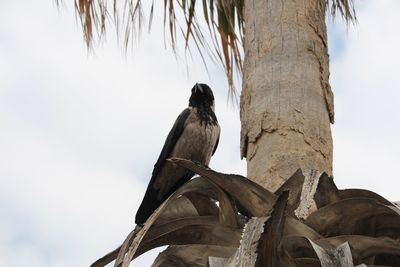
240;0;334;191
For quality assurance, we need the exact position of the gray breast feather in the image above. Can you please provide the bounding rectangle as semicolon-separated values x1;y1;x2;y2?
153;109;220;199
171;116;220;163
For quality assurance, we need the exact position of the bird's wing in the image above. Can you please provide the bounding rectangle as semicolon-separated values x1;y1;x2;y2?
212;130;220;156
134;108;192;225
151;108;191;179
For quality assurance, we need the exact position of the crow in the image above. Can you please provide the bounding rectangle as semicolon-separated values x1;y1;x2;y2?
135;83;220;226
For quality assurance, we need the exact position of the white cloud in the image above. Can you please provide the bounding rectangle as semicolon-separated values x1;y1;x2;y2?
1;0;399;266
330;0;400;200
0;0;244;266
0;125;146;264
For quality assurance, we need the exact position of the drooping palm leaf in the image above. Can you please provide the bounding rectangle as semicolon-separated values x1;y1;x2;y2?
305;198;400;237
169;157;277;217
152;245;236;267
56;0;355;91
255;191;289;267
90;159;400;266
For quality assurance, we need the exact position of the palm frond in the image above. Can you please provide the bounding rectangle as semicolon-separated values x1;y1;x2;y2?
90;159;400;267
327;0;357;23
163;0;245;92
55;0;356;93
57;0;244;92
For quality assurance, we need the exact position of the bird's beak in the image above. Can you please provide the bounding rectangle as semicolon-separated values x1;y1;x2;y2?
195;83;204;93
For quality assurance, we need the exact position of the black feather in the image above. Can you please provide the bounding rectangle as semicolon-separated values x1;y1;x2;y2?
212;135;219;156
152;109;191;178
135;109;192;225
134;83;219;226
189;83;218;126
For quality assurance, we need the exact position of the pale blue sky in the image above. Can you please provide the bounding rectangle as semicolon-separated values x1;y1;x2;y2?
1;1;400;266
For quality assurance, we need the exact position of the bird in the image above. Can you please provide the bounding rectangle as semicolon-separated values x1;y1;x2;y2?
135;83;220;227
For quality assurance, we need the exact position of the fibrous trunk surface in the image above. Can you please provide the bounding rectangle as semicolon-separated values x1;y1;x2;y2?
241;0;334;191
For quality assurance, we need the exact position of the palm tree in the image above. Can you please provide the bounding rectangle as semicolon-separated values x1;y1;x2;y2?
57;0;400;266
66;0;355;192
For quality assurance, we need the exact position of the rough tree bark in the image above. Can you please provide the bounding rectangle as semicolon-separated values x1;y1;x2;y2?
240;0;334;191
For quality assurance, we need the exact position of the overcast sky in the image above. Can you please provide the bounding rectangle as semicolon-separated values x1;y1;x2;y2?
1;1;399;266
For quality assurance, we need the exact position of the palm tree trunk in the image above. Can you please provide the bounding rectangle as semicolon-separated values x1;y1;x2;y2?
240;0;334;192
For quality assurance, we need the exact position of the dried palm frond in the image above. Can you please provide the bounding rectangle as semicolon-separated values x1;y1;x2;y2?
151;244;236;267
90;175;244;267
327;0;357;22
55;0;355;93
91;158;400;267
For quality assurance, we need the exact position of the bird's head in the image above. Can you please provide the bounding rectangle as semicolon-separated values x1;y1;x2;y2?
189;83;215;110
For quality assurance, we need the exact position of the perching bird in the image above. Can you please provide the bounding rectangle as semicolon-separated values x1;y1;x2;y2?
135;83;220;226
